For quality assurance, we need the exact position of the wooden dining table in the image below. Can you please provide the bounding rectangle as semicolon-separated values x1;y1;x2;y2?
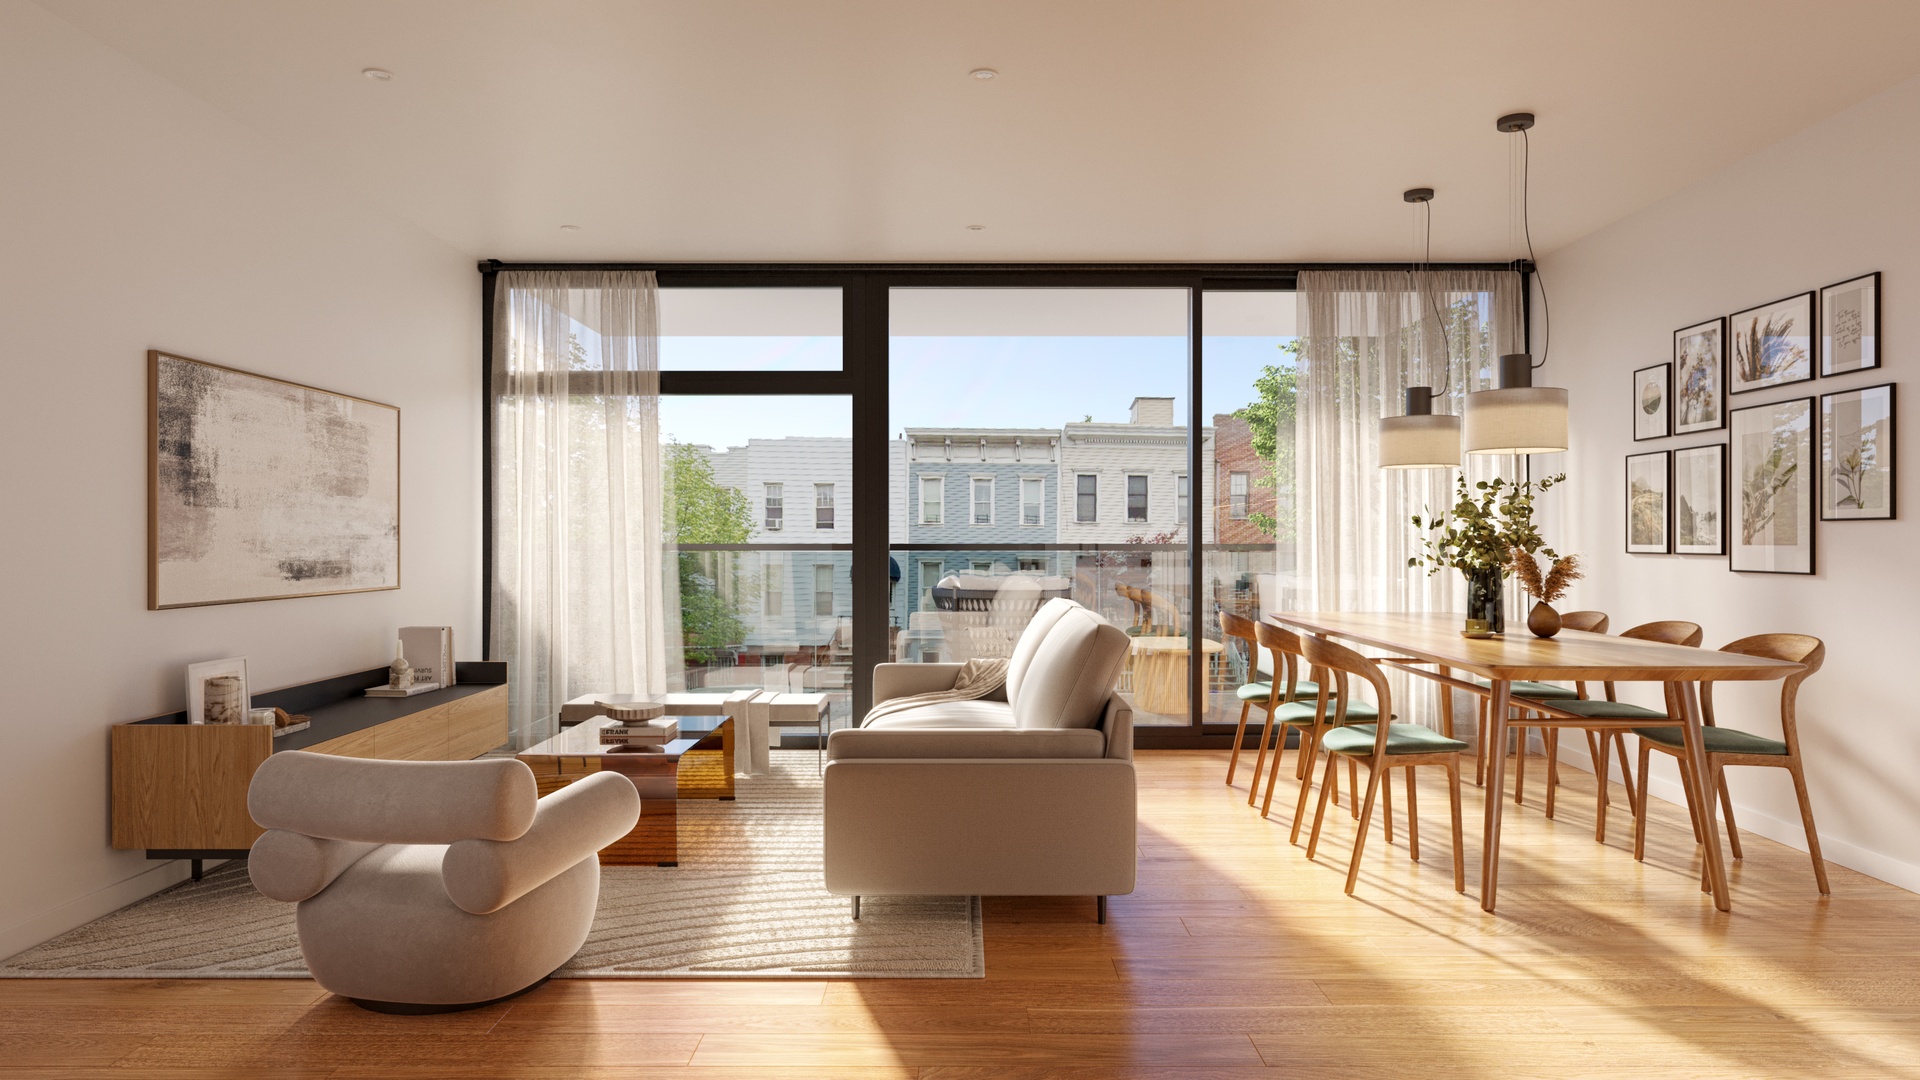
1268;611;1804;913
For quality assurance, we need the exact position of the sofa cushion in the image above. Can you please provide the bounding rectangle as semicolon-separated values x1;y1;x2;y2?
1013;605;1131;730
827;727;1106;761
1006;597;1079;707
862;700;1016;730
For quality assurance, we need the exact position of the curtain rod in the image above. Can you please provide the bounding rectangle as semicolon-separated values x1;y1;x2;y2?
476;259;1532;275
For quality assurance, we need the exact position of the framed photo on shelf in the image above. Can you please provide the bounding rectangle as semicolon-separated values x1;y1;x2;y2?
1633;363;1671;441
1625;450;1670;554
1730;397;1815;574
1820;272;1880;376
1821;383;1896;520
1672;444;1726;556
1729;293;1816;395
1673;317;1725;434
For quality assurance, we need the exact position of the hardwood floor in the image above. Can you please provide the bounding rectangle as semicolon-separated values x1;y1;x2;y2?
7;748;1920;1077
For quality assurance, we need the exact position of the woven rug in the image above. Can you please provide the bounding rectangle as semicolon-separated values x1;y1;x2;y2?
0;750;983;979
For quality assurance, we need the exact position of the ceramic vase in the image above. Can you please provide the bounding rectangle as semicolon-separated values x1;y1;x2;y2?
1528;601;1561;639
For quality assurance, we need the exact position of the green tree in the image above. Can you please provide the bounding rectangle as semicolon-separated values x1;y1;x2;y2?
664;441;754;665
1234;343;1299;542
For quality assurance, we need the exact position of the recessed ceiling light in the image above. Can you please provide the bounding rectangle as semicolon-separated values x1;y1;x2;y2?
559;224;582;232
969;68;997;80
361;68;393;81
966;225;986;231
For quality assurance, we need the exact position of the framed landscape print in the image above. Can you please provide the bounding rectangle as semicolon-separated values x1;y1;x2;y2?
1821;383;1896;520
1633;363;1671;441
149;351;401;609
1625;451;1670;554
1820;272;1880;376
1729;293;1815;394
1672;444;1726;555
1730;397;1815;574
1673;318;1725;434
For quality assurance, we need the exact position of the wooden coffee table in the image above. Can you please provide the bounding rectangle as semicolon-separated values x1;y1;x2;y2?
516;714;733;866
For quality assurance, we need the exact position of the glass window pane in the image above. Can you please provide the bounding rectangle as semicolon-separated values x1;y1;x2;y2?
659;288;842;371
972;478;993;524
1076;474;1098;522
1126;474;1149;522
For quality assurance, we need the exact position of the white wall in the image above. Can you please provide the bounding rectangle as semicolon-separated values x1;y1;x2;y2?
0;3;480;957
1542;73;1920;892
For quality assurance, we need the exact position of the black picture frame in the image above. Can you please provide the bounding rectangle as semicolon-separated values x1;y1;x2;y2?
1671;443;1726;556
1633;362;1671;441
1625;450;1671;554
1729;396;1816;574
1729;292;1817;395
1673;317;1726;434
1820;272;1880;377
1820;382;1897;521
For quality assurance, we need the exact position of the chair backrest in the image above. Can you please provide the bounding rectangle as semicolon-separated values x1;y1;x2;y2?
249;751;539;845
1299;633;1395;758
1560;610;1609;634
1704;634;1825;749
1219;610;1258;681
1620;620;1703;646
1253;618;1307;699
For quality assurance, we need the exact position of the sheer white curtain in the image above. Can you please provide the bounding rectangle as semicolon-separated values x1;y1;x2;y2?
1291;269;1523;725
492;270;677;743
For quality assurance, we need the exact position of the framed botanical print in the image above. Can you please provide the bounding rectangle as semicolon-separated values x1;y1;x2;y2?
1633;363;1671;441
1672;444;1726;555
1820;272;1880;376
1730;397;1815;574
1673;318;1725;434
1625;451;1670;554
1729;293;1816;394
1821;383;1896;520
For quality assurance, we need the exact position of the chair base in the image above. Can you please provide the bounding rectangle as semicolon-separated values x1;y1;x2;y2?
348;975;551;1015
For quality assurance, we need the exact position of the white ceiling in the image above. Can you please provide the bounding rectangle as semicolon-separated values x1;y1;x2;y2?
39;0;1920;263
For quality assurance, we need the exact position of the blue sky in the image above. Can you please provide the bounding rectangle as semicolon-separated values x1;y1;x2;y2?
657;335;1293;449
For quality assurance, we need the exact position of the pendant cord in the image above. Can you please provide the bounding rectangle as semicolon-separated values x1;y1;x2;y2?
1521;128;1549;370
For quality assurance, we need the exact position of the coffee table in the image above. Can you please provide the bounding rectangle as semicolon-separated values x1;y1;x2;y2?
516;714;733;866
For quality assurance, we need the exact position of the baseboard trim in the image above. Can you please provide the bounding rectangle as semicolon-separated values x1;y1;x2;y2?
0;858;218;963
1552;742;1920;896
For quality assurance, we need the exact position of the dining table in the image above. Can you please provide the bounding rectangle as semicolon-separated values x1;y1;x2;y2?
1267;611;1805;912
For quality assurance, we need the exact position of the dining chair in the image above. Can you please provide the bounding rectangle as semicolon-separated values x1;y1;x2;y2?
1474;610;1610;803
1220;610;1270;787
1297;633;1467;895
1633;634;1829;894
1548;620;1703;842
1245;619;1337;807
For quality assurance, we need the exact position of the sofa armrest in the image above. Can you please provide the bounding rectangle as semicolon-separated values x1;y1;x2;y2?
1101;693;1133;760
872;663;962;705
441;772;639;915
828;726;1105;761
248;830;380;903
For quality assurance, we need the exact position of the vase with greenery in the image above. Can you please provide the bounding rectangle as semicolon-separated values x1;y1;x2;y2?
1410;473;1565;635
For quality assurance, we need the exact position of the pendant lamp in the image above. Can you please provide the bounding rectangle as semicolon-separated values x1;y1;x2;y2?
1463;112;1568;455
1378;187;1462;469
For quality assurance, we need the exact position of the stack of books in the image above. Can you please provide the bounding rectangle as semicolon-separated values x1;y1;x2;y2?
599;717;679;747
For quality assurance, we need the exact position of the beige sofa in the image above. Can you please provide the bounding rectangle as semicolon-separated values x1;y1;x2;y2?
823;598;1137;922
247;751;639;1013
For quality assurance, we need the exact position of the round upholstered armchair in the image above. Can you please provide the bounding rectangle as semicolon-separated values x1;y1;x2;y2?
247;751;638;1013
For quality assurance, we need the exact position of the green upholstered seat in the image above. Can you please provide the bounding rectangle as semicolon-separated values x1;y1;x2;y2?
1634;725;1788;756
1273;699;1381;726
1320;723;1469;756
1556;699;1670;720
1473;677;1582;700
1235;681;1273;701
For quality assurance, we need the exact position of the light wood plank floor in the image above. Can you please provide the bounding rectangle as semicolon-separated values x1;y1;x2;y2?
7;748;1920;1078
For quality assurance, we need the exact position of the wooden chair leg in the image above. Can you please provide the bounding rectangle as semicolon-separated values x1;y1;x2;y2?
1612;733;1638;817
1713;763;1743;860
1787;760;1832;895
1290;726;1325;845
1594;728;1614;843
1259;724;1292;818
1225;700;1252;786
1447;760;1465;893
1475;697;1488;787
1382;769;1394;845
1246;705;1277;808
1345;761;1386;895
1544;728;1560;819
1513;720;1528;806
1405;766;1421;862
1633;741;1652;862
1348;758;1360;819
1306;752;1339;858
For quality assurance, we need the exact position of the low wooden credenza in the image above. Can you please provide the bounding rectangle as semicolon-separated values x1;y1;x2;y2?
111;661;508;869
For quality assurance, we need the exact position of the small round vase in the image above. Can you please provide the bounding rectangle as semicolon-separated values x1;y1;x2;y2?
1528;601;1562;639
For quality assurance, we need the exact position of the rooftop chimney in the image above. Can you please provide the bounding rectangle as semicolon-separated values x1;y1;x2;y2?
1129;397;1175;426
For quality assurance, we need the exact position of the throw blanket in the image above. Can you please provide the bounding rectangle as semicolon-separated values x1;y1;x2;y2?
862;657;1010;726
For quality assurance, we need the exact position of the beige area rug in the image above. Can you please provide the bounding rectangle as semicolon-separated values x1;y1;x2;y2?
0;750;983;979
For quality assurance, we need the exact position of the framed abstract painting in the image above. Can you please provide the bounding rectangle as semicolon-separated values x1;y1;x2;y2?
1673;317;1725;434
1729;293;1815;395
1730;397;1815;574
1625;450;1670;554
149;351;401;609
1821;383;1896;520
1633;363;1671;441
1672;443;1726;556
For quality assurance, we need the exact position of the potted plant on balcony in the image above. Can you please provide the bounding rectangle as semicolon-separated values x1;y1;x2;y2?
1409;473;1564;636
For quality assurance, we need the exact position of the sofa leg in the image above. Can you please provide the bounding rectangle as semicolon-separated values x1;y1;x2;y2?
1096;895;1107;924
851;895;860;920
348;975;550;1015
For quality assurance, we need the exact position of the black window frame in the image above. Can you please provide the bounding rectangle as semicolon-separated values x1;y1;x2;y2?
1075;473;1099;523
1126;474;1150;523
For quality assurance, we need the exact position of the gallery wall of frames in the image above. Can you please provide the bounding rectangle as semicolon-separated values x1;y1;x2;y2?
1625;272;1891;574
